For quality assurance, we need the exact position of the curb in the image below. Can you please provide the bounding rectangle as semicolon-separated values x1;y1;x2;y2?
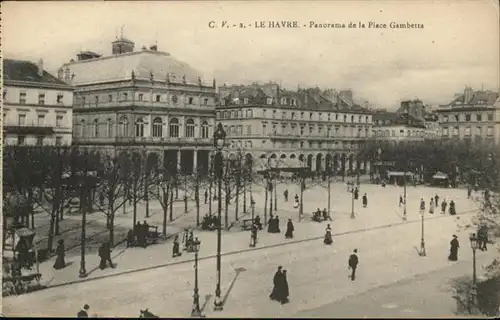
28;208;478;293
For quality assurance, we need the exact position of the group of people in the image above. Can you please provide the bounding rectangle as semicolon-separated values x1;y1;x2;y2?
267;216;281;233
127;220;150;248
269;266;290;304
312;208;332;222
421;195;456;215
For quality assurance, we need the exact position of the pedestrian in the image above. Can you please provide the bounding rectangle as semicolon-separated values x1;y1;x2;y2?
322;208;332;221
269;266;283;301
429;198;434;214
478;225;488;251
434;194;439;207
126;229;135;247
172;235;181;257
448;235;459;261
274;215;281;233
354;187;359;200
449;200;456;215
77;304;90;318
348;249;359;281
399;195;404;207
441;199;448;214
267;217;274;233
293;194;299;209
53;239;66;270
142;220;150;248
419;198;425;213
98;242;115;269
285;219;294;239
204;190;208;204
323;224;333;245
362;193;368;208
279;269;290;304
250;223;258;247
283;189;289;202
254;215;262;230
134;221;142;246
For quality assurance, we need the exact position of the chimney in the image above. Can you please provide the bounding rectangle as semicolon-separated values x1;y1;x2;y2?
57;68;64;79
149;45;158;51
37;59;44;76
464;86;473;104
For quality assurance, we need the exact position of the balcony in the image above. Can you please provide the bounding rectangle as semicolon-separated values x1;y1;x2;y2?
3;124;54;135
73;135;213;146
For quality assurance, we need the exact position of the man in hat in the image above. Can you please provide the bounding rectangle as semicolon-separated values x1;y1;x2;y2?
77;304;90;318
348;249;359;281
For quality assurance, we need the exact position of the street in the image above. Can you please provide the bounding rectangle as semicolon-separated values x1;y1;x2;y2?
3;203;485;318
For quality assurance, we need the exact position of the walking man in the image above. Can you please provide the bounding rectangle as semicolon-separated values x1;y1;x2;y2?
204;189;208;204
283;189;289;202
348;249;359;281
419;198;425;214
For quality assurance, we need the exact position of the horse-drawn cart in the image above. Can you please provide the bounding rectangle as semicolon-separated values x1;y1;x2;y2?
2;227;42;296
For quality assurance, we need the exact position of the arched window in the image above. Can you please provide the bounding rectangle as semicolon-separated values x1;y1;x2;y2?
93;119;99;137
169;118;179;138
201;121;209;138
119;116;128;137
185;118;195;138
153;117;163;137
80;119;86;137
135;117;144;137
106;119;112;137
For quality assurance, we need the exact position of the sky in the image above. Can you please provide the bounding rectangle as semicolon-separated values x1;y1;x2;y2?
3;0;499;109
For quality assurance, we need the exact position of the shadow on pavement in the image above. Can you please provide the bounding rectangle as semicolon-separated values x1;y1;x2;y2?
222;267;246;306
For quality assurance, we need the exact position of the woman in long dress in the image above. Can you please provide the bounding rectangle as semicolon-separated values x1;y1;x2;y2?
448;235;459;261
285;219;294;239
324;224;333;245
429;198;434;214
53;239;66;270
279;269;290;304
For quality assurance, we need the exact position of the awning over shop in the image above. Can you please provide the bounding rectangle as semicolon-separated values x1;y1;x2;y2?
432;171;449;180
388;171;414;177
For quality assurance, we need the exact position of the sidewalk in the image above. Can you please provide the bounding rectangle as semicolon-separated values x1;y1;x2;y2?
35;189;479;288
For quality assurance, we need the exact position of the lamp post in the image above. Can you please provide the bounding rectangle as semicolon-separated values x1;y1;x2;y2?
299;168;305;222
419;207;426;256
213;123;226;312
191;237;203;318
403;172;407;221
79;175;88;278
184;173;188;214
350;187;355;219
469;233;479;313
327;157;332;219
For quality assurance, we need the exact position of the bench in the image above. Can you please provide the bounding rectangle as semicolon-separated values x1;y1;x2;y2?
241;219;253;231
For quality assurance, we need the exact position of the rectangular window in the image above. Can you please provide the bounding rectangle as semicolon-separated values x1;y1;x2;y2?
262;124;267;134
244;98;249;104
55;136;63;146
38;94;45;105
453;127;459;136
19;92;27;104
156;95;161;102
18;114;26;126
138;94;143;101
300;112;304;119
204;98;209;105
95;96;99;105
488;113;494;121
123;93;128;101
17;136;26;146
108;94;113;102
247;125;252;135
309;112;313;120
267;98;273;105
443;127;449;136
476;114;482;122
56;115;63;127
475;126;481;135
465;127;471;136
57;94;64;104
487;126;494;136
188;97;193;104
37;114;45;126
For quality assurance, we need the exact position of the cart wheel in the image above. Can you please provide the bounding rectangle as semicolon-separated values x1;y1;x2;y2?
15;280;28;295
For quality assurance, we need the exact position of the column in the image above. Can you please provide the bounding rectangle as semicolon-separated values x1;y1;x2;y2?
177;150;181;172
366;161;371;174
193;150;198;173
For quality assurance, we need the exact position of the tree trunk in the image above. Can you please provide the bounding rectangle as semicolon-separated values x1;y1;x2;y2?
235;171;240;221
195;174;200;226
133;181;138;228
55;195;60;236
169;185;174;221
47;188;58;252
225;181;229;228
109;201;115;246
264;185;268;225
162;182;170;237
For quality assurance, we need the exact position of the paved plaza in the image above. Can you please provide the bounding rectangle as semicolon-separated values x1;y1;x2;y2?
4;180;491;318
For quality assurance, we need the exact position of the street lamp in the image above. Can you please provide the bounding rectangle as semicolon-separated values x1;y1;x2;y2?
350;187;355;219
191;237;203;318
213;123;226;312
419;206;426;256
403;172;407;221
469;232;479;313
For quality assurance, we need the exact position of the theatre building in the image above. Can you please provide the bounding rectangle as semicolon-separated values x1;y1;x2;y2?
63;36;216;174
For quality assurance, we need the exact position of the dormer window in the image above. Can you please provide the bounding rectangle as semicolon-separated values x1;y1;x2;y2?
138;94;143;101
267;98;273;105
244;98;249;104
281;98;287;104
292;99;297;106
309;112;313;120
235;98;240;105
188;97;194;104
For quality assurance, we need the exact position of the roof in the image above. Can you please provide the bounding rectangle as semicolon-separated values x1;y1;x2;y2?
373;111;426;128
62;50;204;86
447;90;499;106
3;59;70;86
